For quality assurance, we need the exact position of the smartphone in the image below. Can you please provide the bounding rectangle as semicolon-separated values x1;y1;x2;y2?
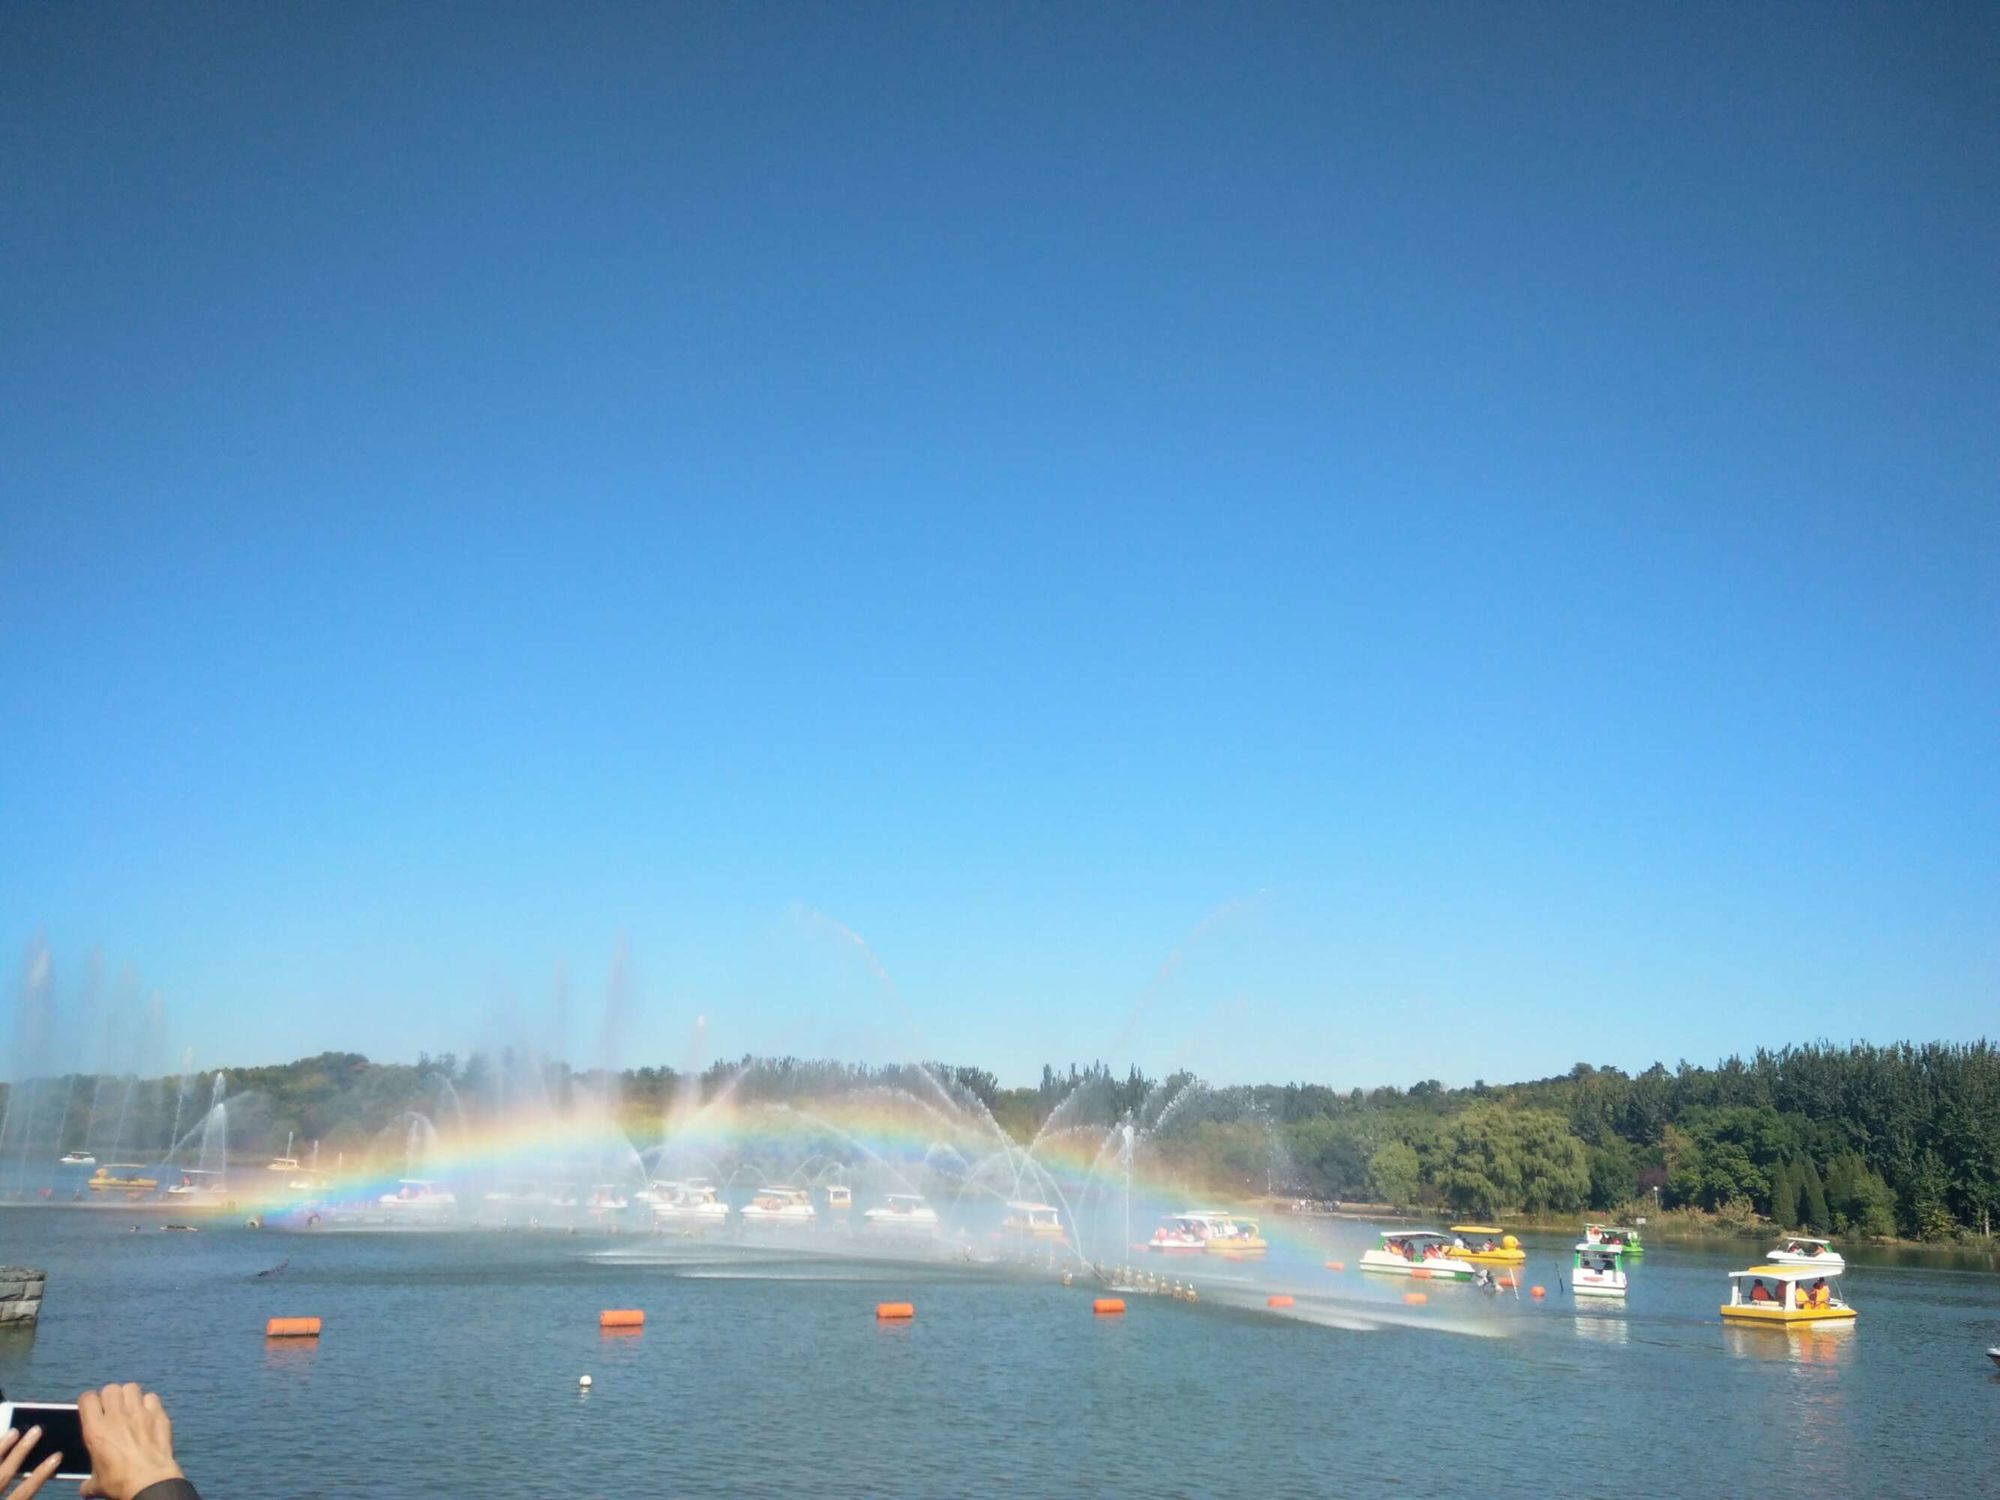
0;1401;93;1481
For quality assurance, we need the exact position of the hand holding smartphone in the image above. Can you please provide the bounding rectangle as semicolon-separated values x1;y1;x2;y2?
0;1400;90;1484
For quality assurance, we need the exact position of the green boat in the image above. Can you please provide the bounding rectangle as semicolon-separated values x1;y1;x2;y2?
1583;1222;1644;1256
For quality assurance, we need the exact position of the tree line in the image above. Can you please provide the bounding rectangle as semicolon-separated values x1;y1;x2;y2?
3;1040;1994;1239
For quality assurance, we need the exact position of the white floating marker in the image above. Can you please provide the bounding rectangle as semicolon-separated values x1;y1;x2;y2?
578;1374;592;1389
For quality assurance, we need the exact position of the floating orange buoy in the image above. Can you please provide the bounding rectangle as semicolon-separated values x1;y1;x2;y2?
265;1317;320;1338
1267;1294;1294;1308
1403;1292;1428;1305
876;1302;915;1320
1530;1285;1546;1299
1092;1298;1125;1315
1323;1260;1345;1271
1496;1275;1518;1289
598;1309;645;1329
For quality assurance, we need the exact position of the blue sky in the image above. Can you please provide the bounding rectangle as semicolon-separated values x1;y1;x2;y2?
3;3;1995;1089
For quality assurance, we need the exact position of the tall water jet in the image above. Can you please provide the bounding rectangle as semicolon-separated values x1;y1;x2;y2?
195;1073;229;1183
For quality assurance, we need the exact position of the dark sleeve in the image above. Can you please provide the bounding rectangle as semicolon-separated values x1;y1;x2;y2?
133;1481;202;1500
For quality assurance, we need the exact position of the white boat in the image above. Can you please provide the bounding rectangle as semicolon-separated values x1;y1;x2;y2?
586;1184;630;1212
1147;1214;1209;1254
1358;1230;1479;1280
739;1186;816;1227
824;1184;852;1213
863;1193;940;1233
1572;1242;1628;1297
1765;1236;1845;1271
650;1180;730;1228
165;1169;230;1200
483;1181;551;1207
379;1179;457;1213
58;1151;97;1167
266;1132;301;1172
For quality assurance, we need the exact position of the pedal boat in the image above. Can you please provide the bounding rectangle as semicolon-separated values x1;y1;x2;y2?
739;1185;816;1227
649;1180;730;1228
1447;1225;1526;1264
863;1193;939;1233
1584;1222;1643;1255
1721;1265;1855;1325
1147;1214;1210;1254
1197;1212;1268;1257
87;1164;158;1192
1572;1242;1628;1297
1359;1230;1480;1280
1000;1200;1065;1240
1765;1236;1845;1270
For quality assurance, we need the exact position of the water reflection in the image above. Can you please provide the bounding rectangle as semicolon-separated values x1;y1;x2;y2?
1721;1322;1854;1366
259;1338;318;1376
1572;1307;1629;1344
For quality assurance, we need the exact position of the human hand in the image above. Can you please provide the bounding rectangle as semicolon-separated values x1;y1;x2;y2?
0;1421;62;1498
76;1386;182;1500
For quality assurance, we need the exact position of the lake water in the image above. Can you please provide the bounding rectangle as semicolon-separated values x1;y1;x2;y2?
2;1209;1995;1497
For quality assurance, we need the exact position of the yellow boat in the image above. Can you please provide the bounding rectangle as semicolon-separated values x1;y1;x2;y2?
1446;1225;1526;1265
87;1165;159;1192
1720;1265;1857;1325
1193;1212;1268;1257
1000;1200;1066;1239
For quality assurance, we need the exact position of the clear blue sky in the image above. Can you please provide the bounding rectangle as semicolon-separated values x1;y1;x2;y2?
3;3;1994;1090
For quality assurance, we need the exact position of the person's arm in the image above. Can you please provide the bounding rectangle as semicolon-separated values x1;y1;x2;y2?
77;1385;196;1500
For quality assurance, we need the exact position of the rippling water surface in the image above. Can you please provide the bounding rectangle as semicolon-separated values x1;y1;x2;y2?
2;1209;1995;1497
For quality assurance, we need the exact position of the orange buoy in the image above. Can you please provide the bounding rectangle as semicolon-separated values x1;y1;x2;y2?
1092;1297;1126;1315
264;1317;321;1338
598;1309;645;1329
875;1302;915;1320
1530;1285;1546;1299
1323;1260;1345;1271
1495;1275;1518;1289
1267;1294;1295;1308
1403;1292;1428;1305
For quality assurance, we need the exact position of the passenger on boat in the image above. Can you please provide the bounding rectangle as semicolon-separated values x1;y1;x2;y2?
1809;1278;1828;1307
1749;1279;1773;1302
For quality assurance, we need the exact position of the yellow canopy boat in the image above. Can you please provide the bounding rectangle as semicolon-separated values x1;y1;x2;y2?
87;1165;159;1192
1721;1265;1856;1326
1446;1225;1526;1264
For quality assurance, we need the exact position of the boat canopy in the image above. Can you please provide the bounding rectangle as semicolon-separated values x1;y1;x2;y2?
1381;1230;1453;1242
1731;1265;1843;1282
1006;1200;1058;1212
883;1194;927;1204
1450;1225;1505;1235
1775;1237;1836;1249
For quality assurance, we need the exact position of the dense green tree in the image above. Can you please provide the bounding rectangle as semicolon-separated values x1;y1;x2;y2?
1799;1156;1830;1234
1368;1140;1421;1207
1770;1158;1799;1230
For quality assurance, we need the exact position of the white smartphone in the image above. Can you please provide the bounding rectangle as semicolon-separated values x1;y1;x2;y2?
0;1400;93;1481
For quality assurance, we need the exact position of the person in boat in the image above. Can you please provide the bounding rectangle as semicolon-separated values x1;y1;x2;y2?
1810;1278;1828;1307
1749;1278;1774;1302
